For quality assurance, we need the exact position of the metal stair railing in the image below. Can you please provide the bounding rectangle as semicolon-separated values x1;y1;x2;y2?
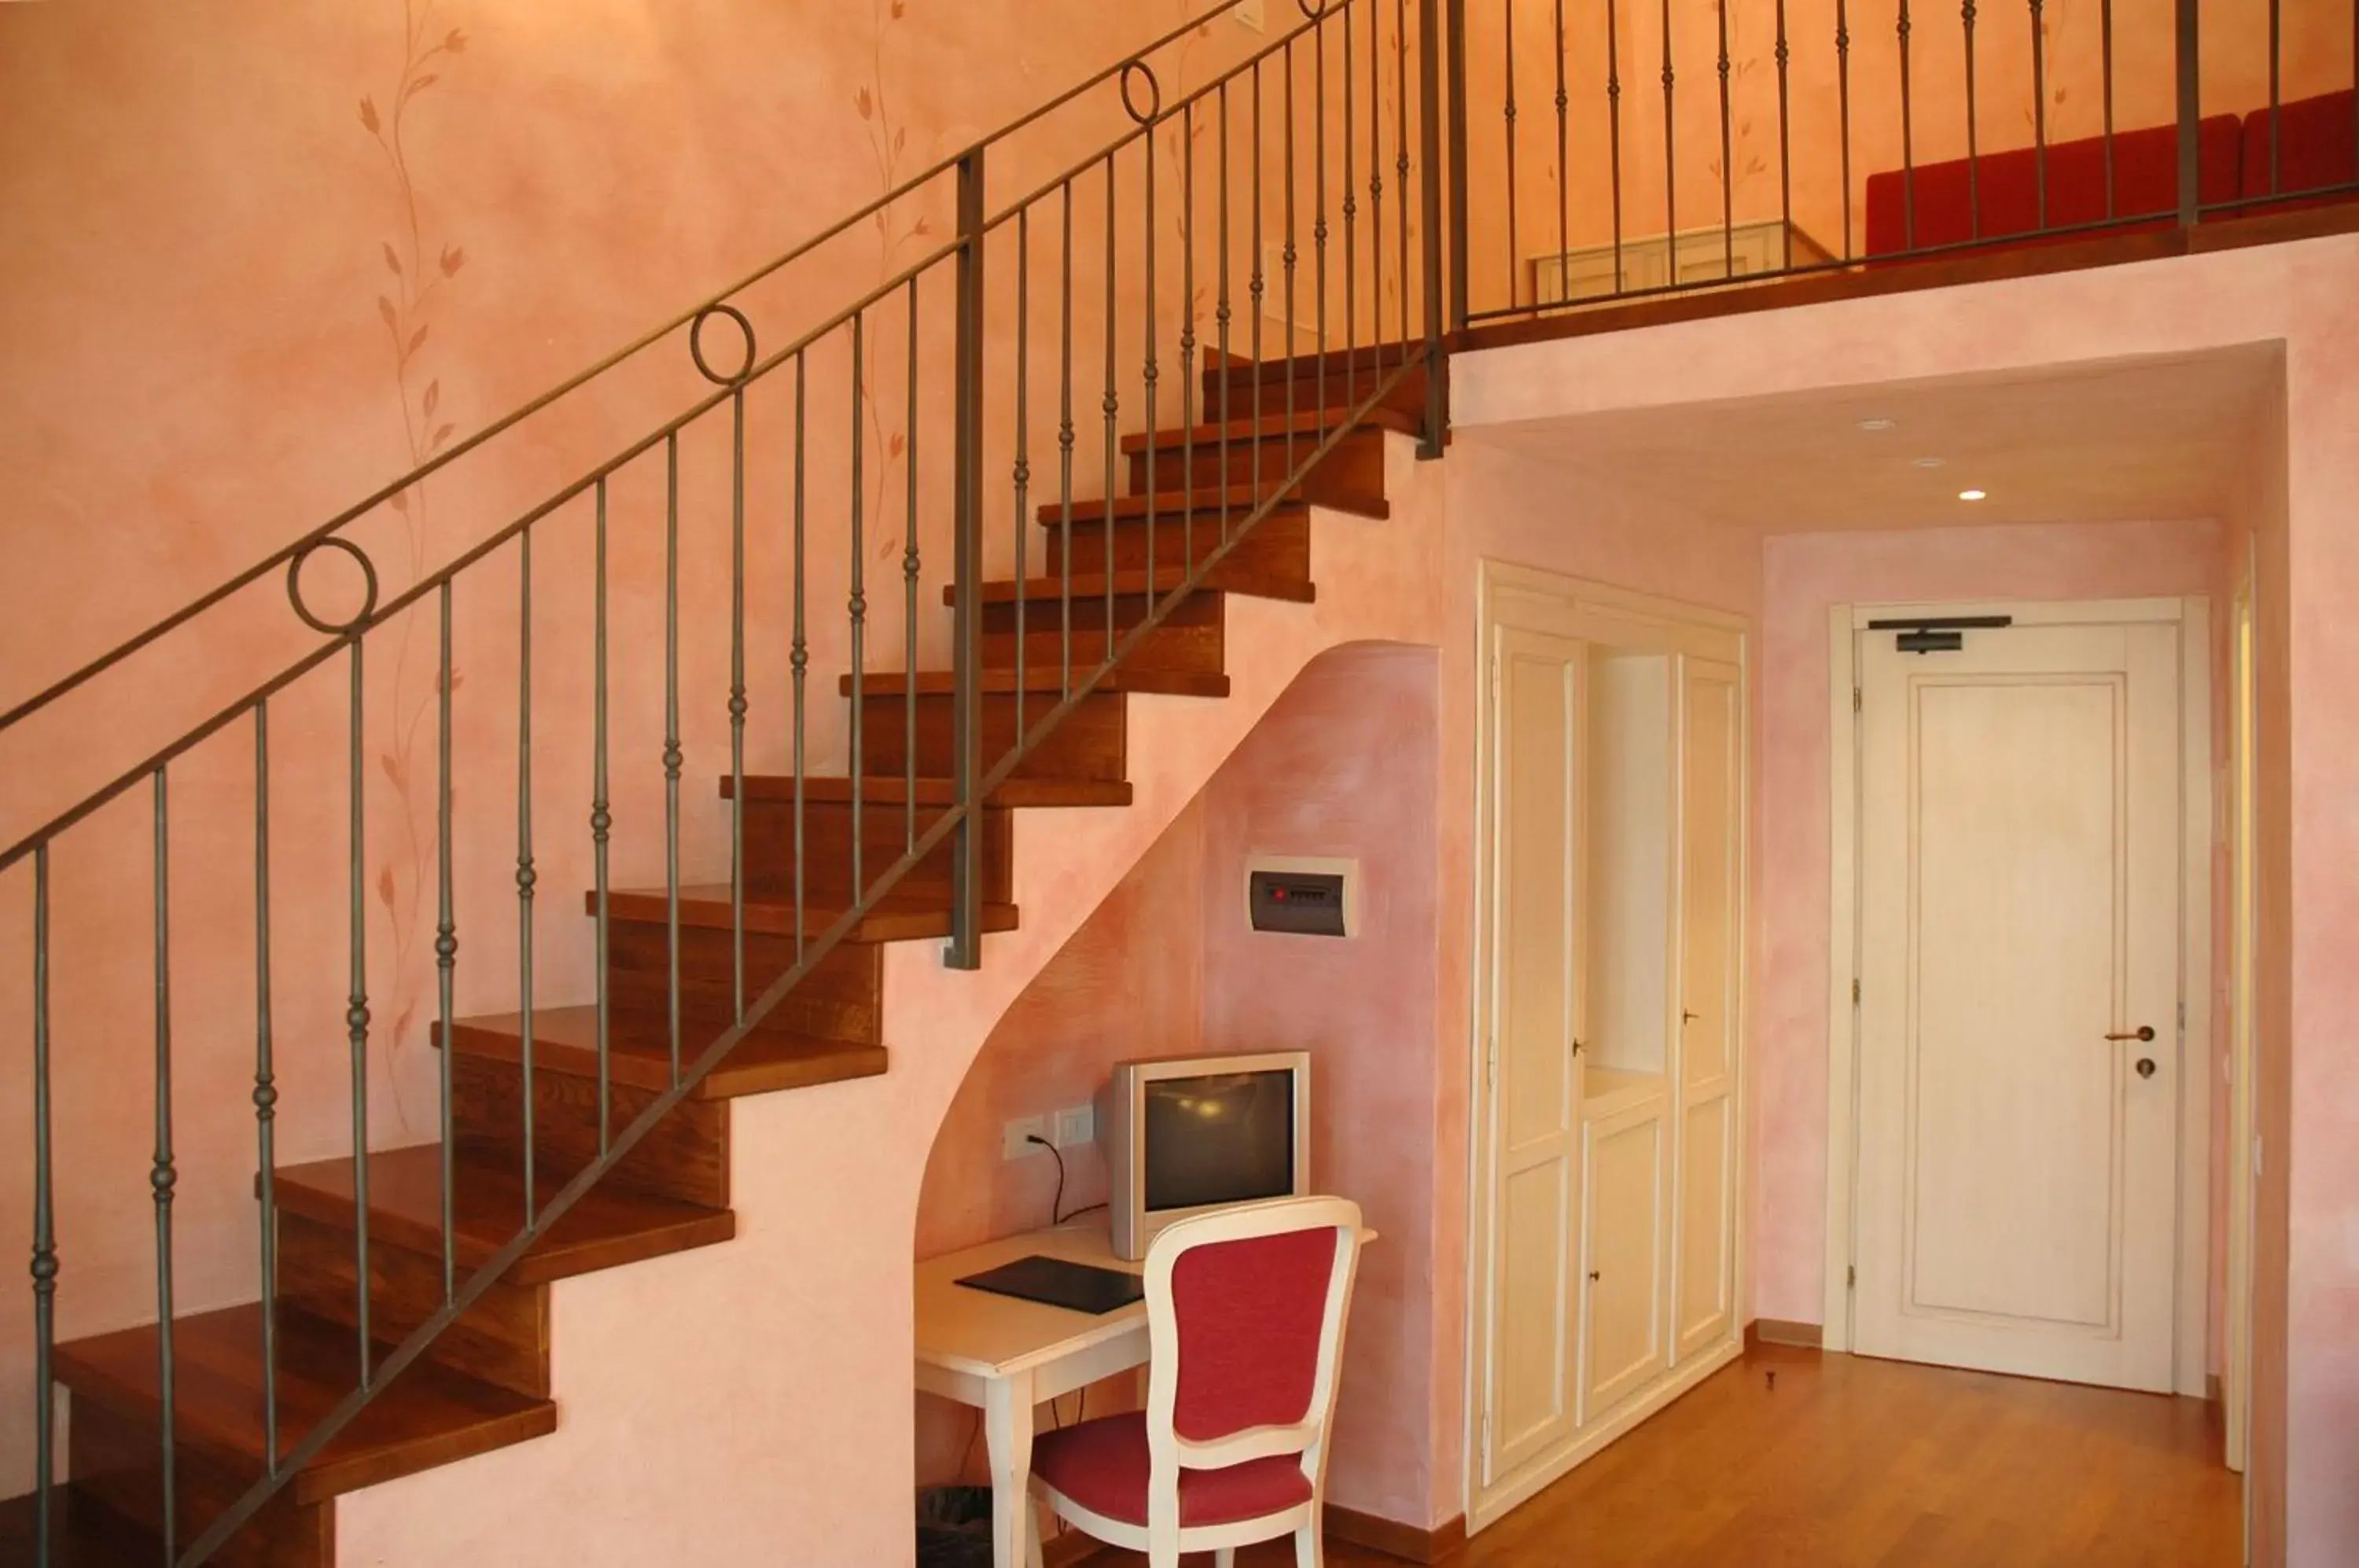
5;1;1450;1562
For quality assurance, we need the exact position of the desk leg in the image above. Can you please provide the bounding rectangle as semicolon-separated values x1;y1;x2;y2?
984;1371;1041;1568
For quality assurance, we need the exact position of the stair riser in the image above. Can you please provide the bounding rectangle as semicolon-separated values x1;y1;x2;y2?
277;1209;553;1401
607;920;885;1042
857;690;1128;785
1045;510;1310;580
741;797;1014;907
981;616;1223;678
1202;357;1427;418
1122;425;1387;499
69;1399;330;1568
447;1050;729;1209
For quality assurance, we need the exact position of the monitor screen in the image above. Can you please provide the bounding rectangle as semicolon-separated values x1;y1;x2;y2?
1142;1069;1297;1213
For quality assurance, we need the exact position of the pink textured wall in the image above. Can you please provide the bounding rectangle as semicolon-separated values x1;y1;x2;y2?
1750;518;2231;1328
1196;643;1441;1525
910;643;1441;1522
1456;232;2359;1564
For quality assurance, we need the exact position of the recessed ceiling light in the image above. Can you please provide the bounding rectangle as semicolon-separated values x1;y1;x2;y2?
1912;456;1947;469
1858;418;1897;432
1959;488;1988;502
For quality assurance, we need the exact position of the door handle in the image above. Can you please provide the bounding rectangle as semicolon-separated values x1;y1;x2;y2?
2105;1025;2156;1042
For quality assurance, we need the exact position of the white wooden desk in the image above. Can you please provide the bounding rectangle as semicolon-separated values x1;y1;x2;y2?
915;1218;1147;1568
915;1215;1375;1568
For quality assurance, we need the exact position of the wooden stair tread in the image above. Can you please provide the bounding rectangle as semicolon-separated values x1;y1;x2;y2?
50;1302;556;1505
272;1143;734;1287
1117;403;1420;451
1036;484;1386;525
840;666;1230;699
442;1006;887;1099
952;567;1315;607
602;884;1019;941
723;775;1133;809
0;1488;162;1566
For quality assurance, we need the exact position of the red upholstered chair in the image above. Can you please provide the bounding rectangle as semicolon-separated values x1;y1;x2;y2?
1029;1196;1364;1568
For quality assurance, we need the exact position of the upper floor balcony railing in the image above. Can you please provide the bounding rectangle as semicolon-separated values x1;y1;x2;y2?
1445;0;2357;329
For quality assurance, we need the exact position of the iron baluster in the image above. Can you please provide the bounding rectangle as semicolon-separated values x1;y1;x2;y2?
1899;0;1916;250
252;708;282;1467
664;433;685;1079
2176;0;2200;226
1662;0;1678;253
2030;0;2048;230
907;279;924;863
435;587;457;1294
1183;99;1198;580
31;845;55;1562
1145;105;1161;613
1965;0;1982;238
731;387;749;1023
592;478;612;1151
1718;0;1735;279
850;311;868;921
1447;0;1470;329
1015;208;1032;749
1504;0;1519;307
1555;0;1570;306
345;642;373;1386
1609;0;1627;292
1104;153;1120;672
1059;182;1076;700
951;148;988;969
1219;83;1235;547
1396;0;1411;369
153;767;179;1557
791;357;809;966
2268;0;2282;195
1422;0;1449;453
1252;61;1268;509
1838;0;1853;256
2102;0;2117;216
1776;0;1793;269
1285;42;1299;483
517;528;537;1231
1343;3;1358;402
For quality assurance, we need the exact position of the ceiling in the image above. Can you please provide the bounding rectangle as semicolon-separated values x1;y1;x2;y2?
1467;344;2283;535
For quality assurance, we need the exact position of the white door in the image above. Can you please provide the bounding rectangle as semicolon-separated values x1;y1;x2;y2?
1674;657;1741;1361
1477;627;1588;1484
1853;619;2182;1392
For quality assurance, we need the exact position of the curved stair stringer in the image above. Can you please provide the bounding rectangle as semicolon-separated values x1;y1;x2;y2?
323;430;1451;1568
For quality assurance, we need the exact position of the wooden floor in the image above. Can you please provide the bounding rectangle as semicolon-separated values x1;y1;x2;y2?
1079;1344;2242;1568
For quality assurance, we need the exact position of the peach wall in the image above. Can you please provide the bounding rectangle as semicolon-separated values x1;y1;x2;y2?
1750;517;2230;1328
0;0;1342;1513
1455;230;2359;1565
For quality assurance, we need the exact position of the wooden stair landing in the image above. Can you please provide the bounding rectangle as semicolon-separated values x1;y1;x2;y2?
42;349;1408;1564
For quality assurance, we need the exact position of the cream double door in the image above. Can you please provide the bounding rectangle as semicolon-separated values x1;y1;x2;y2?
1850;619;2184;1392
1470;571;1746;1529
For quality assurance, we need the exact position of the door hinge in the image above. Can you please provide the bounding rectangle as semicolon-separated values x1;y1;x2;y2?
1851;977;1861;1006
1485;1033;1498;1092
1480;1412;1493;1467
1847;1264;1857;1290
1853;685;1863;712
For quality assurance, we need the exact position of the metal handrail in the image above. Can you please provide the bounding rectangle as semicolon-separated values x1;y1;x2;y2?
0;0;1264;744
15;1;1449;1562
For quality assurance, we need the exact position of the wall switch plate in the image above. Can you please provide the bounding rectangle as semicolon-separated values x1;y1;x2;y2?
1003;1113;1049;1161
1236;0;1267;31
1054;1104;1095;1150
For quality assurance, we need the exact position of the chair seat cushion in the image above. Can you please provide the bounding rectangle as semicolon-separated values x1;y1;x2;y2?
1032;1412;1315;1529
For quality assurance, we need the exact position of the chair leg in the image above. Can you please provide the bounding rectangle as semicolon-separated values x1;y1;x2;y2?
1294;1520;1325;1568
1213;1551;1237;1568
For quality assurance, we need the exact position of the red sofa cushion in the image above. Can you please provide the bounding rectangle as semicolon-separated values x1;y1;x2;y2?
1865;115;2243;256
2240;90;2357;206
1031;1412;1316;1529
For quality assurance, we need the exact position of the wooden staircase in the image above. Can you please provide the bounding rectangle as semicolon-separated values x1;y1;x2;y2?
20;352;1422;1566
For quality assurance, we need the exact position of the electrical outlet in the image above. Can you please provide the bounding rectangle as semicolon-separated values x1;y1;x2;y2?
1054;1104;1095;1150
1003;1113;1049;1161
1235;0;1267;31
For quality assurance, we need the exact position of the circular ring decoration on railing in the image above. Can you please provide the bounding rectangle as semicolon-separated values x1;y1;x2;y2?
285;536;381;638
1297;0;1329;17
689;303;758;386
1118;59;1162;127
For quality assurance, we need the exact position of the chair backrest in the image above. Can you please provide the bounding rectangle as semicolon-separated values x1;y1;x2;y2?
1139;1195;1364;1526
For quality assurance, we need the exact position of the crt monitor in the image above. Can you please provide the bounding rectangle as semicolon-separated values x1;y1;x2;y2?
1100;1051;1311;1260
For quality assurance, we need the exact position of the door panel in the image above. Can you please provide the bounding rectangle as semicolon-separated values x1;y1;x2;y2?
1853;620;2181;1391
1581;1108;1666;1420
1680;662;1741;1092
1481;628;1588;1478
1676;1095;1735;1357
